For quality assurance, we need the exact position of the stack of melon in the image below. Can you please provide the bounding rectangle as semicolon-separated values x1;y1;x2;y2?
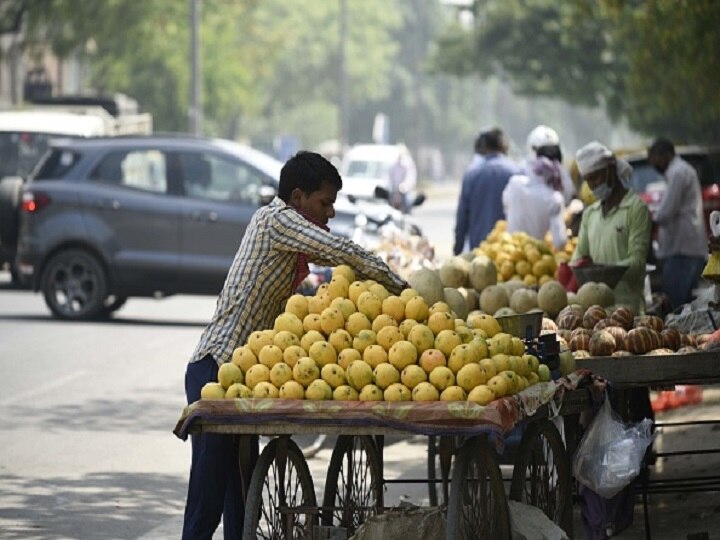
200;265;550;404
433;253;570;323
555;302;706;358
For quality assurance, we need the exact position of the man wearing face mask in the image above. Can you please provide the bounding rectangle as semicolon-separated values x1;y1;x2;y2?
648;138;707;310
571;141;652;314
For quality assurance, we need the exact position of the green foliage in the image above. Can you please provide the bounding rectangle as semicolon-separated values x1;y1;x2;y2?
432;0;720;143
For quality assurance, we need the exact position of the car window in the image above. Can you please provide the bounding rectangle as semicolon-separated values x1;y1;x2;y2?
89;150;168;193
178;151;264;203
32;148;81;180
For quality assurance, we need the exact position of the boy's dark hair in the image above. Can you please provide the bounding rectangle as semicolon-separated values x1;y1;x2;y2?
278;151;342;202
648;137;675;157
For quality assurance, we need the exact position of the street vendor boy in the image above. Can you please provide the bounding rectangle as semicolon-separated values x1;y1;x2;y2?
181;150;407;540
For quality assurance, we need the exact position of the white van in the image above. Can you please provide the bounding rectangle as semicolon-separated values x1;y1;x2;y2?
340;143;417;202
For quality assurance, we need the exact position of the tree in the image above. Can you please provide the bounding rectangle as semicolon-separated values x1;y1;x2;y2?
432;0;720;143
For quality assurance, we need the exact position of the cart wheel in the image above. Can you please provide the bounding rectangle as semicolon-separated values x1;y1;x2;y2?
321;435;383;534
243;436;317;539
446;434;511;540
509;419;572;534
428;435;455;506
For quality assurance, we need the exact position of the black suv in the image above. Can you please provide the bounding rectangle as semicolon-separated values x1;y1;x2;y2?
15;135;422;320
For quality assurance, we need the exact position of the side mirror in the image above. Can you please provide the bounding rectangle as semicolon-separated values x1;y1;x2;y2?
413;192;426;207
374;185;390;200
258;184;276;205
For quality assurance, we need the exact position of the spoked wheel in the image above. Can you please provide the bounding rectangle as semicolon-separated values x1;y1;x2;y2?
41;249;108;320
321;435;383;534
509;419;572;534
428;435;456;506
446;434;511;540
242;436;317;540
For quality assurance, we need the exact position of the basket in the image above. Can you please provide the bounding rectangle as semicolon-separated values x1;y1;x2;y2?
495;311;543;339
572;264;628;288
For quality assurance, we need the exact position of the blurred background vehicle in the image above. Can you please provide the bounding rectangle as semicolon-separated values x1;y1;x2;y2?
0;94;152;282
621;145;720;236
14;135;427;320
339;143;418;209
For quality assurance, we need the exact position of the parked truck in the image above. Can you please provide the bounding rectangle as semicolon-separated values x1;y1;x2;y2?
0;94;152;282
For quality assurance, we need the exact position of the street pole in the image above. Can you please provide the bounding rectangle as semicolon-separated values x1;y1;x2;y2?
338;0;348;153
189;0;202;135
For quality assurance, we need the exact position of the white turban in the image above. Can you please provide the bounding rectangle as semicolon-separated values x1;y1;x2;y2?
576;141;633;188
575;141;613;175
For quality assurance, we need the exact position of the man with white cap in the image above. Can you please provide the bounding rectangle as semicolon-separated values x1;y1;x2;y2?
572;141;651;314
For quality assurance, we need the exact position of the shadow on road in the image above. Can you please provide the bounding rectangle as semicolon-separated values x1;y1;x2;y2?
4;393;185;433
0;313;207;328
0;471;185;539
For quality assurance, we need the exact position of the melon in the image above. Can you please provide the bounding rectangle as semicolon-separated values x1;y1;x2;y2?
439;256;470;288
479;285;509;315
509;288;538;314
469;255;497;292
494;306;516;318
582;305;608;330
408;268;445;306
444;287;469;321
610;306;635;330
606;326;628;350
589;330;616;356
457;287;479;312
576;281;614;310
537;280;568;319
500;279;526;298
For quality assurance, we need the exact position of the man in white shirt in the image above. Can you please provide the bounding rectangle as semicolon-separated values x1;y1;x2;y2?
503;155;568;249
649;138;707;309
526;124;576;204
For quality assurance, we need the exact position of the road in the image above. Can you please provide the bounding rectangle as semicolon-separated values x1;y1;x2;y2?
0;188;459;539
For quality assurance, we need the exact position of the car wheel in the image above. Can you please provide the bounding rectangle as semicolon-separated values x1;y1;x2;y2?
101;295;128;317
41;249;108;320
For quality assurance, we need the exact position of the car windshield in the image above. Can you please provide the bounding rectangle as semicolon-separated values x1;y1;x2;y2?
344;159;390;179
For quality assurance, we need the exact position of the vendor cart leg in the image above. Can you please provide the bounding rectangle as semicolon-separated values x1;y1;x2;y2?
428;435;455;506
509;419;572;536
446;434;511;540
242;436;317;540
321;435;383;535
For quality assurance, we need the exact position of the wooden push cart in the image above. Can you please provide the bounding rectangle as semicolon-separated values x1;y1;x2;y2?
174;372;595;540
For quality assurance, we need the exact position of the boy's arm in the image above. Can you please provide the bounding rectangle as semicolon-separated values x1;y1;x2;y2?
271;208;407;294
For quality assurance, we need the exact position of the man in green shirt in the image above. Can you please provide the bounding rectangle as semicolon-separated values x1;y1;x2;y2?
572;141;651;314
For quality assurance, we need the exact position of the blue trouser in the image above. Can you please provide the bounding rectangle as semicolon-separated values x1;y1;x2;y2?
182;355;258;540
661;255;705;310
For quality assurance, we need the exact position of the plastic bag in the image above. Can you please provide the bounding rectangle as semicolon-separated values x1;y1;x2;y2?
572;396;654;499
